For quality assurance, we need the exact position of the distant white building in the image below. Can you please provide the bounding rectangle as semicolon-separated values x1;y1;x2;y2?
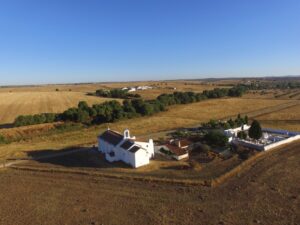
137;86;153;90
123;86;153;92
128;87;137;92
98;129;154;168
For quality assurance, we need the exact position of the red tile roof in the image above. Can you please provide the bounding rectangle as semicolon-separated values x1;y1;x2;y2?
179;139;192;147
165;144;188;156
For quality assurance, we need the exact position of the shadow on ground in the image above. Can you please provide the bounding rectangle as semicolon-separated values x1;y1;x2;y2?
0;123;14;129
24;147;131;169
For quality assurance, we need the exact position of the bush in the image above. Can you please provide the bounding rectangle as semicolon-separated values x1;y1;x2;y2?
159;147;174;156
204;131;228;147
0;135;8;144
237;131;247;139
14;113;58;127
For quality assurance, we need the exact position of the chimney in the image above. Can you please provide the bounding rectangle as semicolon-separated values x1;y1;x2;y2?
178;141;181;148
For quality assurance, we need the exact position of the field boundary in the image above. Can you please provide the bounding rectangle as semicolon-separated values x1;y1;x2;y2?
253;103;300;120
9;165;211;187
210;140;300;186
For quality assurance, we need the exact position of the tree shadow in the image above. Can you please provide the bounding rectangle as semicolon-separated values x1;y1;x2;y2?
0;123;14;129
24;147;131;169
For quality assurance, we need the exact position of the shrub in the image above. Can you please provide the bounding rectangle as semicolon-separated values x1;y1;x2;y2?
14;113;58;127
204;131;228;147
237;131;247;139
0;135;8;144
77;110;90;123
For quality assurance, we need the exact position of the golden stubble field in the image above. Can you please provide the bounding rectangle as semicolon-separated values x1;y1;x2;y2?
0;91;119;124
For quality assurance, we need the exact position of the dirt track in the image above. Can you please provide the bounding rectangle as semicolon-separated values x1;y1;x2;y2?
0;142;298;225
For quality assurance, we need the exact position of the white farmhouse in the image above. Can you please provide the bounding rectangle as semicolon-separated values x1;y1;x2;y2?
98;129;154;168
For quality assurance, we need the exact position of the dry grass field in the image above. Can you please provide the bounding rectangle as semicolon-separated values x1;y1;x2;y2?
255;104;300;121
0;91;119;124
242;89;300;100
253;104;300;131
0;141;298;225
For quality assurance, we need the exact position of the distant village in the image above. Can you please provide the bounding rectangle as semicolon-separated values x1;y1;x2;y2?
121;85;154;92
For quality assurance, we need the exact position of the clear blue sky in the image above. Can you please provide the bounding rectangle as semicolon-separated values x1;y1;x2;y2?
0;0;299;85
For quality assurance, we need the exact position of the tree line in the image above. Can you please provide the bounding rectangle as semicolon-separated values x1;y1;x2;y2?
202;114;249;129
14;86;247;127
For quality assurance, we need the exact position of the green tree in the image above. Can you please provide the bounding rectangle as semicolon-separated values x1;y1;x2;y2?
77;110;90;123
78;101;89;111
244;115;249;124
248;120;262;140
204;131;228;147
228;118;235;128
237;131;247;139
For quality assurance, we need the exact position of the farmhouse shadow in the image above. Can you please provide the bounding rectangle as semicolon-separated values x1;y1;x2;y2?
24;147;131;169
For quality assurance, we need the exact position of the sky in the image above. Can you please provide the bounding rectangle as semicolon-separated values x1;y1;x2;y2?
0;0;299;85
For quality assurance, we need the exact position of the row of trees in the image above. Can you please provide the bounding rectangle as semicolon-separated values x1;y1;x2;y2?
14;86;248;127
203;114;248;129
238;81;300;91
14;113;58;127
237;120;262;140
94;89;141;99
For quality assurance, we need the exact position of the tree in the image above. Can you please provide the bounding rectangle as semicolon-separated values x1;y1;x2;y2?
208;119;217;128
78;101;89;111
243;115;249;125
204;131;228;147
223;122;230;130
248;120;262;140
228;118;235;128
237;131;247;139
77;110;90;123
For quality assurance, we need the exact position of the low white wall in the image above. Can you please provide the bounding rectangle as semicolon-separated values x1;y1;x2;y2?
262;128;300;136
174;153;189;161
233;135;300;151
232;139;265;151
264;135;300;151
